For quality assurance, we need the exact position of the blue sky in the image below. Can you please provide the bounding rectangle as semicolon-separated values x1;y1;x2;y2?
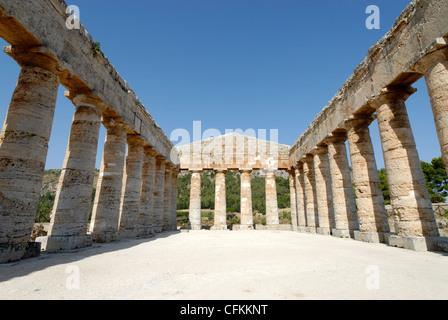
0;0;441;170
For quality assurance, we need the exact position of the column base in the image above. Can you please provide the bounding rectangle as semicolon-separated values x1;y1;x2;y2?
331;228;351;238
266;224;279;230
189;224;202;231
389;235;448;252
91;231;117;243
0;242;40;264
238;224;254;231
211;225;229;231
306;226;317;233
36;235;92;252
353;231;390;244
316;227;331;236
297;226;307;233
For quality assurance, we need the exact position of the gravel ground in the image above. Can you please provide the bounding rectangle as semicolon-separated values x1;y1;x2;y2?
1;230;447;300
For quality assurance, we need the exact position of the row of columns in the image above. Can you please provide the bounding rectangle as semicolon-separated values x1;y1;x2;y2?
0;58;178;263
289;78;445;250
188;168;280;231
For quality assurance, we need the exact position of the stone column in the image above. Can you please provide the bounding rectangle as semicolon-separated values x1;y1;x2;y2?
212;169;228;230
240;169;254;230
346;116;390;243
416;49;448;175
138;147;156;237
326;133;359;238
265;170;279;230
163;165;173;231
302;155;317;233
153;157;166;233
294;163;307;232
170;170;179;231
0;64;59;263
118;135;145;239
189;169;202;230
89;117;127;243
42;96;101;251
373;87;439;251
288;169;298;231
312;146;333;236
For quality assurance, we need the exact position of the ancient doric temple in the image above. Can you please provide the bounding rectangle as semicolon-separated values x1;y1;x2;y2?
1;0;448;263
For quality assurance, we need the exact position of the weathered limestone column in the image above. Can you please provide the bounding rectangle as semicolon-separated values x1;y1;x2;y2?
416;49;448;175
89;117;127;243
326;133;359;238
153;157;166;233
288;169;298;231
41;96;101;251
311;146;333;236
138;147;156;237
118;135;145;239
346;116;390;244
373;87;440;251
212;169;228;230
265;170;279;230
302;155;317;233
0;64;59;263
240;169;254;230
294;163;307;232
189;169;202;230
170;169;179;231
163;165;173;231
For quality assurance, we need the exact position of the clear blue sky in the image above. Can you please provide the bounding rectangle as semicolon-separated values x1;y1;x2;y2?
0;0;441;170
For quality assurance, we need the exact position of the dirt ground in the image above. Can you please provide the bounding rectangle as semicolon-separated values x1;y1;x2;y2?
1;230;447;300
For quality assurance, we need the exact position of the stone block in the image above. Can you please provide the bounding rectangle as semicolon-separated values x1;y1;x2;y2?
332;228;351;238
36;235;92;252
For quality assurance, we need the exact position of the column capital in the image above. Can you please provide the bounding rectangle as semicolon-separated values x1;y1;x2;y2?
126;134;146;146
343;113;376;131
101;116;128;132
309;145;328;156
239;168;252;173
189;169;203;174
214;168;227;174
368;86;417;110
4;45;60;74
413;46;448;74
323;131;347;144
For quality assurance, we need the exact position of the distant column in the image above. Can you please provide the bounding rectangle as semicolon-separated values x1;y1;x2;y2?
163;165;173;231
0;64;59;263
288;169;298;231
346;115;390;243
373;87;439;251
90;117;127;243
118;135;145;239
294;163;307;232
189;169;202;230
417;49;448;175
240;169;254;230
302;155;317;233
153;157;166;233
43;95;101;251
326;133;359;238
265;170;279;230
212;169;228;230
312;146;333;236
170;169;179;231
138;147;156;237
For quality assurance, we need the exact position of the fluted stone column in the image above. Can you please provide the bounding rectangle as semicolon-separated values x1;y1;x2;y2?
0;64;59;263
189;170;202;230
212;169;228;230
265;170;279;230
170;170;179;231
163;165;173;231
240;169;254;230
41;97;101;251
302;155;317;233
153;157;166;233
326;133;359;238
294;164;307;232
312;146;333;236
373;87;439;251
138;147;156;237
89;117;127;243
288;169;298;231
346;116;390;244
118;135;145;239
417;49;448;175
